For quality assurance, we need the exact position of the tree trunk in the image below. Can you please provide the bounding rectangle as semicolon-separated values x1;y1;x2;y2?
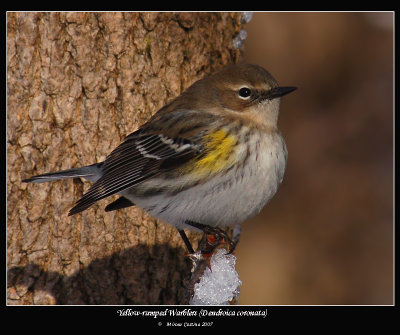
7;12;242;304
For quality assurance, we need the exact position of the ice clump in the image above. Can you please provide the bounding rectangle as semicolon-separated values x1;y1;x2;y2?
190;248;242;305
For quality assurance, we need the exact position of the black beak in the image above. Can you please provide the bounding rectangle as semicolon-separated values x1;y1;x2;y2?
268;86;297;99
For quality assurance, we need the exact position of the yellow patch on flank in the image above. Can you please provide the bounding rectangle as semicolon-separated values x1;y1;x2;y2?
190;129;238;176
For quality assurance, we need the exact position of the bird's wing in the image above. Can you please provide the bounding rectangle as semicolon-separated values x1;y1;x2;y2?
68;110;215;215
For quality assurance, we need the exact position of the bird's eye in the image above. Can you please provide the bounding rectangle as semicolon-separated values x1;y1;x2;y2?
238;87;251;99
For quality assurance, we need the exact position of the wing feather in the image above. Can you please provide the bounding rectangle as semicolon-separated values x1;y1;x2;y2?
68;132;201;215
67;109;219;216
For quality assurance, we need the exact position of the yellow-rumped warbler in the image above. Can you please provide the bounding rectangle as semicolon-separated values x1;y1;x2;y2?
22;64;296;253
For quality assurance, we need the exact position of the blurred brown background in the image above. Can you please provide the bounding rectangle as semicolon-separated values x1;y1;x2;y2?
235;12;393;305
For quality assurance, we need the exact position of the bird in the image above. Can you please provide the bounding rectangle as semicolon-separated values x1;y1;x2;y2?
22;63;297;254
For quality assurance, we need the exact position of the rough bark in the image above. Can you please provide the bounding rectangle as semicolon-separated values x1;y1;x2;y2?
7;12;242;305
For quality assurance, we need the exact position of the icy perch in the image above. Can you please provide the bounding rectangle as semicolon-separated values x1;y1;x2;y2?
189;248;242;305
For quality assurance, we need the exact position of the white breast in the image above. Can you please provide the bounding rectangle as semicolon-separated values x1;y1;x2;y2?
126;131;287;230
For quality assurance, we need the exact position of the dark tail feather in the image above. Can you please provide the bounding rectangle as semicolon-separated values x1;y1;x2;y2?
105;196;135;212
22;163;103;184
